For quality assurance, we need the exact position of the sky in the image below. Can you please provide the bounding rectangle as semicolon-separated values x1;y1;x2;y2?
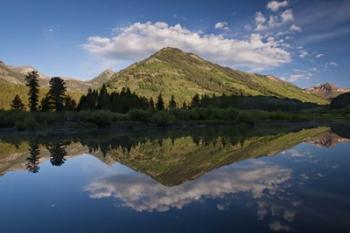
0;0;350;87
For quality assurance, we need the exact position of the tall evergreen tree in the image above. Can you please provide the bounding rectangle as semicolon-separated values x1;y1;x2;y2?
64;96;77;111
47;77;67;112
182;101;188;109
156;93;165;111
11;95;25;111
149;97;155;110
40;95;53;112
98;84;111;110
168;95;177;110
191;94;201;108
25;71;40;111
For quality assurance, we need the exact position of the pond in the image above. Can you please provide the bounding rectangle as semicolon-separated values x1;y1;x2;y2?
0;125;350;233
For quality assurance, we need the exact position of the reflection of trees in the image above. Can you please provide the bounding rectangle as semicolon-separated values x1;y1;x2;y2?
26;143;40;173
47;143;67;166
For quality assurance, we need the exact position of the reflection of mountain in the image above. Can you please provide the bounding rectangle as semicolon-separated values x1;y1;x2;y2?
98;127;329;186
0;126;345;184
0;142;87;175
306;132;350;148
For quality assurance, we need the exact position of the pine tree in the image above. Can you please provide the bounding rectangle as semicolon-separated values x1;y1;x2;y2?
47;77;67;112
25;71;40;111
11;95;25;111
98;84;111;110
156;93;165;111
168;95;177;110
182;101;188;109
191;94;201;108
149;97;155;110
64;96;77;111
40;94;53;112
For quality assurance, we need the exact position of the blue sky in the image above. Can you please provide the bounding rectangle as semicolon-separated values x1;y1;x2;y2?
1;0;349;87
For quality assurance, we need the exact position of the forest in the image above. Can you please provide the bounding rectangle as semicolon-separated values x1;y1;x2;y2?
1;70;349;131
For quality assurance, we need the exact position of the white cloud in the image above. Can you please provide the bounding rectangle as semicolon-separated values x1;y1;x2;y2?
267;0;288;12
299;50;308;58
288;74;304;82
215;21;229;30
255;12;267;31
85;162;291;212
315;54;323;58
290;24;302;32
84;21;291;69
287;69;314;82
328;62;338;67
281;9;294;22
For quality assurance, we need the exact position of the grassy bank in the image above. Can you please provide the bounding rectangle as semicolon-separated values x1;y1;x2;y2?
0;107;344;132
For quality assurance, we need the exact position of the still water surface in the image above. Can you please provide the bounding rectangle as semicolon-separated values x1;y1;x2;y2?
0;126;350;233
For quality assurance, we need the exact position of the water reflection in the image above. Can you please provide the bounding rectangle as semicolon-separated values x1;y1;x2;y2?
26;143;40;173
85;161;291;212
0;124;350;232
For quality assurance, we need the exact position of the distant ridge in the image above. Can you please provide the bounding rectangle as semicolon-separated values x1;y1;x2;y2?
306;83;350;100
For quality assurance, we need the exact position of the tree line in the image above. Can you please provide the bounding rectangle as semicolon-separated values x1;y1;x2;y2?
11;70;323;113
10;71;182;113
11;71;76;112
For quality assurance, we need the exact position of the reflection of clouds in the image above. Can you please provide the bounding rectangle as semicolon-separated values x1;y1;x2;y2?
269;221;290;232
85;162;291;212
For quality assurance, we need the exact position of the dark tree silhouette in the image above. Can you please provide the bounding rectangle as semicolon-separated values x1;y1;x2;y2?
182;101;188;109
149;97;155;110
98;84;111;110
78;87;150;113
47;77;67;112
156;93;165;111
26;143;40;173
64;96;77;111
168;95;177;110
47;143;67;166
11;95;25;111
40;95;53;112
25;71;40;111
191;94;201;108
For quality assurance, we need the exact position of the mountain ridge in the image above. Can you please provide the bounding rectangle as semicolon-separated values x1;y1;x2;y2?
306;82;350;100
0;47;332;109
107;47;327;104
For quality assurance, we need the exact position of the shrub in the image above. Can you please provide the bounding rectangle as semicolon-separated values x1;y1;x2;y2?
128;109;152;122
150;111;176;126
15;115;39;131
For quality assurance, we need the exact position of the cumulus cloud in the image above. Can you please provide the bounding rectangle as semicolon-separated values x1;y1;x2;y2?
290;24;302;32
281;9;294;22
299;50;308;58
215;21;229;30
255;12;267;30
85;162;291;212
315;53;324;58
84;21;291;69
267;0;288;12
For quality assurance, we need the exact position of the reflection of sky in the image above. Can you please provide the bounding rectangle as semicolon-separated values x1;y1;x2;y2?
85;161;292;212
83;141;350;232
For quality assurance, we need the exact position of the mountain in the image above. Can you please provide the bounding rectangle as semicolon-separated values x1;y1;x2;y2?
0;61;113;109
0;47;330;109
306;83;350;100
88;69;114;89
107;47;328;105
